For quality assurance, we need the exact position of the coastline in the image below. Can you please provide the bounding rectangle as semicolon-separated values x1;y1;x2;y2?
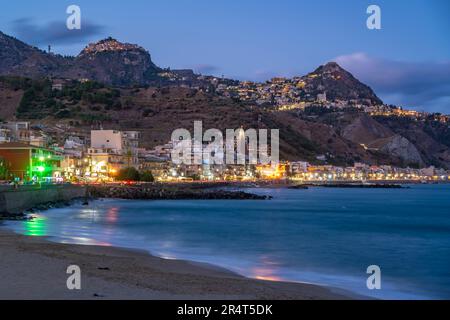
0;228;353;300
0;181;444;219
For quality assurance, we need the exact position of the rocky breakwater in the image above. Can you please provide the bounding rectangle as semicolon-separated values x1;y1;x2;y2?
88;184;271;200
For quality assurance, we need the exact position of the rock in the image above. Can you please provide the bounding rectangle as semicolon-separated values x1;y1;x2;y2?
288;185;309;190
380;135;424;166
87;185;268;201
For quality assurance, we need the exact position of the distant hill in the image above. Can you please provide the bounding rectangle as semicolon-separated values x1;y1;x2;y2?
0;32;163;86
0;31;66;78
62;37;162;86
1;76;449;168
300;62;382;105
0;30;383;103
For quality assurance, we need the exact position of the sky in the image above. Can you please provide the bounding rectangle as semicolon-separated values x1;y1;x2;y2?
1;0;449;112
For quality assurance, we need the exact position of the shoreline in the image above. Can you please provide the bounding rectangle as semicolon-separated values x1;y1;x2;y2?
0;228;355;300
0;181;446;219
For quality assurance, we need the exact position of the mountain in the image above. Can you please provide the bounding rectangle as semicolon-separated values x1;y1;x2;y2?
0;31;66;78
300;62;382;105
0;33;162;86
342;114;424;165
0;31;386;99
61;37;161;86
1;31;449;168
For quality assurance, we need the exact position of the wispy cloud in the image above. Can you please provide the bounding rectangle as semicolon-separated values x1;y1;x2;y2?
193;64;221;75
11;18;105;46
334;53;450;113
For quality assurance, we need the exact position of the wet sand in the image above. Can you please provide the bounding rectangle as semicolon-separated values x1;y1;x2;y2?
0;229;351;300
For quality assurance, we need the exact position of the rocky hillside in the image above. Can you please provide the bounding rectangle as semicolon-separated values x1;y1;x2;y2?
0;32;163;86
342;114;424;166
61;38;161;86
0;30;386;98
3;75;449;168
1;31;449;168
374;115;450;169
0;31;66;78
300;62;383;105
294;109;450;168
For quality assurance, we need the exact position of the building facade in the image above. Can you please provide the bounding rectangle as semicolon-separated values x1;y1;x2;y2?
0;142;63;181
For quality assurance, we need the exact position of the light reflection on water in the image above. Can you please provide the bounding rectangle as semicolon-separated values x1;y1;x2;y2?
23;215;47;237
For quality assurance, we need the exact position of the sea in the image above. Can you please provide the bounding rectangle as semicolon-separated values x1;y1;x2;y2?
3;184;450;299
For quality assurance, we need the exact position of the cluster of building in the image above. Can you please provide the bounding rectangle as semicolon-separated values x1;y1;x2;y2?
208;77;450;123
369;108;449;123
287;162;450;183
0;122;142;183
213;75;370;109
0;120;448;184
80;37;143;56
141;69;449;125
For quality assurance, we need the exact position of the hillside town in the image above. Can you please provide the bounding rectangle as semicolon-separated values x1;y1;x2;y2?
208;76;450;124
0;120;448;184
166;69;449;125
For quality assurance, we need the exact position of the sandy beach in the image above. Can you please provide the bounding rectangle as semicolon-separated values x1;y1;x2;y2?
0;229;350;300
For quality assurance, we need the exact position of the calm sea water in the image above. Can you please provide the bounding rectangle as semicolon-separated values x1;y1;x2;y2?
4;185;450;299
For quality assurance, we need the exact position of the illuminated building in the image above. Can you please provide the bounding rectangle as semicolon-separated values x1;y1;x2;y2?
256;163;287;179
0;142;63;181
86;130;141;179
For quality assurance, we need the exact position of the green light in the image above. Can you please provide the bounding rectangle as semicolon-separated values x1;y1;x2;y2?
37;166;45;172
23;217;47;237
39;157;45;161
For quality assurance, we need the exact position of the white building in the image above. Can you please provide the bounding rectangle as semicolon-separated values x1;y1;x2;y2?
91;130;123;152
0;128;11;143
1;121;48;147
317;92;327;102
88;130;141;176
91;130;140;152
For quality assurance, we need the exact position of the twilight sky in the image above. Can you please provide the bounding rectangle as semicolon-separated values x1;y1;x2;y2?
1;0;449;112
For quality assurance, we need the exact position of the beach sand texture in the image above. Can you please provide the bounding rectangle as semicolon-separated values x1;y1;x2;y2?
0;229;349;300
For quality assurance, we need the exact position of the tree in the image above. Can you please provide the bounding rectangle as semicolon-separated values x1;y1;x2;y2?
140;171;154;182
116;167;140;181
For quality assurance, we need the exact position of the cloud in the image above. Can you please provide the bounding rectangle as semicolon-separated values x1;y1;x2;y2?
193;64;221;75
334;53;450;113
11;18;105;46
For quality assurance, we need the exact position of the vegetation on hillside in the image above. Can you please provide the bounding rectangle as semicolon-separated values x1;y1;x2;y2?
0;76;120;122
